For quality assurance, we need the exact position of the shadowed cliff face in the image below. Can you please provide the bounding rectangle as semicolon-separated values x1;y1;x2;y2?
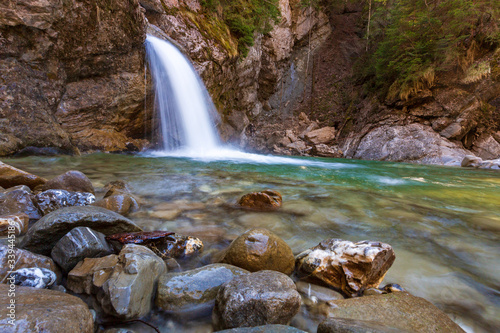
0;0;148;155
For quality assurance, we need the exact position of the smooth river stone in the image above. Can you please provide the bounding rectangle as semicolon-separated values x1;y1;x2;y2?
156;264;249;315
93;193;139;216
39;170;95;194
0;186;42;220
51;226;114;273
295;239;395;297
20;206;142;255
0;284;94;333
34;189;96;215
0;161;47;189
238;190;282;211
9;267;56;288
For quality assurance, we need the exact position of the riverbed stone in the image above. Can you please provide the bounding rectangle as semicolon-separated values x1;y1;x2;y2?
218;325;307;333
0;213;29;236
51;227;114;273
9;267;56;288
34;189;96;215
220;228;294;275
213;270;301;330
0;284;94;332
103;180;132;197
0;186;41;220
67;244;166;319
93;193;139;216
20;206;142;255
295;281;344;303
317;318;404;333
0;245;62;283
40;170;95;194
156;264;249;314
0;161;47;189
238;190;282;211
295;239;396;297
319;292;465;333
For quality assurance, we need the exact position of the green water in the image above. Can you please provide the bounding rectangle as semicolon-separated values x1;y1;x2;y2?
5;153;500;332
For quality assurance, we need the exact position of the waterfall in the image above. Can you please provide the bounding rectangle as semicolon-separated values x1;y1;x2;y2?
145;35;220;153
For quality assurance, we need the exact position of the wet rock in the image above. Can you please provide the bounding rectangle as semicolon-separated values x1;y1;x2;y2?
320;292;465;333
0;213;29;236
295;239;396;297
383;283;406;293
213;270;301;330
0;186;41;220
461;154;483;167
311;144;343;158
317;318;404;333
304;127;336;145
103;180;135;198
238;190;282;211
218;325;307;333
220;228;295;275
20;206;142;255
34;189;96;215
106;231;203;259
40;170;95;194
0;284;94;332
156;264;249;315
93;193;139;216
9;267;56;288
51;227;114;273
0;245;61;283
67;244;166;319
295;281;344;303
149;209;182;220
0;161;47;189
363;288;385;296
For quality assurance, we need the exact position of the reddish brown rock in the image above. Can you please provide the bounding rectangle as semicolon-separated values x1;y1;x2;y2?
0;213;29;236
40;170;95;194
295;239;396;297
220;228;295;275
0;161;46;189
93;193;139;216
304;127;336;145
238;190;282;211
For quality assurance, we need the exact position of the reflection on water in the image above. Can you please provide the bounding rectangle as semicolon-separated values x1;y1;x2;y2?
5;153;500;332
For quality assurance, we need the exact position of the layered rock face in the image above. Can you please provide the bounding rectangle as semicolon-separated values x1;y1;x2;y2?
0;0;148;155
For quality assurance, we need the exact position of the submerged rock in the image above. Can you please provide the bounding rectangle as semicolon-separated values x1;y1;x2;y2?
93;193;139;216
20;206;142;255
67;244;166;319
220;228;295;275
0;186;41;220
0;161;47;189
34;189;95;215
40;170;95;194
238;190;282;211
9;267;57;288
51;227;114;273
213;270;301;330
295;239;396;297
106;231;203;259
317;318;404;333
218;325;307;333
295;281;344;303
0;213;29;236
103;180;133;198
319;292;465;332
156;264;249;315
0;284;94;332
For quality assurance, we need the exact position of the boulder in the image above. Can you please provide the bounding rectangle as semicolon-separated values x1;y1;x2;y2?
93;193;139;216
156;264;249;314
103;180;133;198
20;206;142;255
139;0;165;13
312;144;343;158
51;227;114;273
0;213;29;236
317;318;404;333
0;186;41;220
218;325;307;333
319;292;465;333
67;244;166;319
295;239;395;297
238;190;282;211
40;170;95;194
106;231;203;259
0;161;46;189
0;245;61;283
0;284;94;333
304;127;336;145
9;267;56;288
461;155;482;167
34;189;96;215
213;270;301;330
220;228;295;275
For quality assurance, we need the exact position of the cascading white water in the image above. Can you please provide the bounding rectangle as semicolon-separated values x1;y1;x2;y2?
145;35;220;153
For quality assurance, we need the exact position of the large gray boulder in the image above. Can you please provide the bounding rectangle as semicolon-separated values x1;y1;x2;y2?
156;264;249;315
0;284;94;333
213;270;301;330
51;226;114;273
67;244;166;319
20;206;142;255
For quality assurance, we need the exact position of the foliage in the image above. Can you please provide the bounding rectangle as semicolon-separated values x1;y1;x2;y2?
200;0;281;57
361;0;500;100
